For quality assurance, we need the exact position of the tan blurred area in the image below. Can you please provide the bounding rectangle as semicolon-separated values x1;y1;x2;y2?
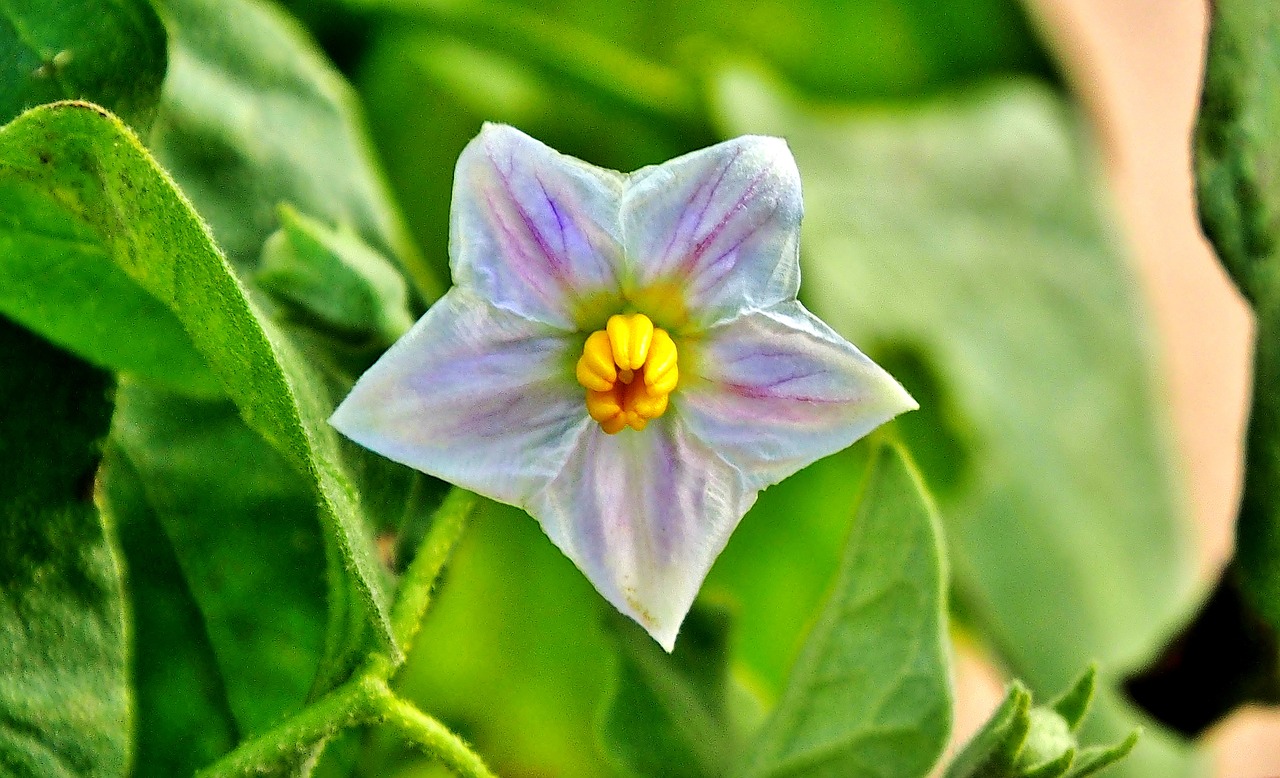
947;0;1280;774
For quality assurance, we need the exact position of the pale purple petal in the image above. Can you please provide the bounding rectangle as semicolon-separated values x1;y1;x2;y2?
330;288;589;506
679;301;916;490
620;136;802;326
451;123;627;329
528;417;755;651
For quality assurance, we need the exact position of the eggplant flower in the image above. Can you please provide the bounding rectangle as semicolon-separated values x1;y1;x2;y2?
331;124;915;650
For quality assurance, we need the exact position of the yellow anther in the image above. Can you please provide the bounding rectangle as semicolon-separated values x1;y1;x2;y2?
575;331;616;391
586;388;623;423
643;329;679;396
577;313;679;434
606;314;653;371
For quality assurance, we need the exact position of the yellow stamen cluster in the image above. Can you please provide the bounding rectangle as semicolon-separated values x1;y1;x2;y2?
576;313;679;434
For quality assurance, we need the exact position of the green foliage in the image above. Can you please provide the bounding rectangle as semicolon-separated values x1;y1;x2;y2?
944;668;1138;778
343;0;1053;102
0;0;166;129
101;444;240;775
150;0;437;300
735;445;952;778
713;67;1194;776
258;204;416;346
600;603;749;778
1196;0;1280;639
0;102;396;681
111;384;328;735
593;446;954;778
0;321;127;777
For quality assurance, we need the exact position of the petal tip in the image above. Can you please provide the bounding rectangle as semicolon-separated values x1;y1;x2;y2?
618;597;682;653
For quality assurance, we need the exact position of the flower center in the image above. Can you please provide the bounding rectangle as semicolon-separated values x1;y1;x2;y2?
575;313;679;434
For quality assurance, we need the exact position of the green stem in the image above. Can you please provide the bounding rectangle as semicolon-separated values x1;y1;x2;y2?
379;693;498;778
391;487;479;652
195;675;383;778
197;672;495;778
345;0;709;132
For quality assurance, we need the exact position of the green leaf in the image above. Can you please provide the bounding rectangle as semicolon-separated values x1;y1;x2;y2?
0;135;222;397
111;383;329;735
600;602;749;778
1065;732;1139;778
100;443;240;775
258;204;415;345
736;444;951;778
0;1;213;398
1195;0;1280;638
150;0;438;300
0;0;166;129
1051;666;1097;732
713;67;1196;777
0;319;128;777
0;102;398;675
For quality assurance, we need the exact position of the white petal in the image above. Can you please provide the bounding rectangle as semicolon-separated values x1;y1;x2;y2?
679;301;916;490
451;123;626;329
528;417;755;651
621;136;802;326
330;288;589;505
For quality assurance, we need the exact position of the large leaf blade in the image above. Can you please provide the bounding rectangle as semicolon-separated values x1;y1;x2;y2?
99;443;241;775
111;384;330;735
0;0;166;129
736;444;952;778
0;320;128;777
0;101;398;672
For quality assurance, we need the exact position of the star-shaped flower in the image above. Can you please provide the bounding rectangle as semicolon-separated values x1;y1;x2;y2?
331;124;915;650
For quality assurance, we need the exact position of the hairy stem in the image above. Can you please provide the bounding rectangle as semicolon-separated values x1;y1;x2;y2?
195;675;383;777
391;487;479;652
197;673;495;778
379;693;498;778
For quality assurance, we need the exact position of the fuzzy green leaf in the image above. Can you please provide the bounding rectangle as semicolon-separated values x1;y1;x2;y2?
1195;0;1280;638
111;384;328;735
0;1;214;397
258;204;415;345
100;443;240;775
1051;666;1097;732
0;320;128;777
0;101;398;674
150;0;436;299
735;444;951;778
0;0;166;129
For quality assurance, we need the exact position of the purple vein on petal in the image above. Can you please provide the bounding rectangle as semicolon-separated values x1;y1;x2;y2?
681;169;769;278
660;146;742;266
538;174;570;265
486;144;570;282
484;188;563;308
